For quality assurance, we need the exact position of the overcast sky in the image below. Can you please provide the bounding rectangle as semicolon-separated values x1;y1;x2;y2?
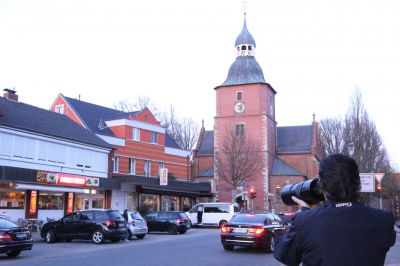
1;0;399;169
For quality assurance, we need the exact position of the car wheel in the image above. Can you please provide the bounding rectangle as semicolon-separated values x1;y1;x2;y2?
168;225;178;235
6;250;21;257
45;230;56;243
223;244;234;251
265;235;275;253
219;220;228;228
92;230;105;244
136;234;145;239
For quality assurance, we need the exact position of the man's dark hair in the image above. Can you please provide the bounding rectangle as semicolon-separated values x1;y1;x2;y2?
319;153;360;202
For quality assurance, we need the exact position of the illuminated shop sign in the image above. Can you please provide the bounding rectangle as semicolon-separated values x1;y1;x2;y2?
29;191;37;214
37;171;99;187
67;193;74;213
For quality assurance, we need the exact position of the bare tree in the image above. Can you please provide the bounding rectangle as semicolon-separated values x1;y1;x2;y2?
215;128;265;192
319;89;393;204
114;98;199;151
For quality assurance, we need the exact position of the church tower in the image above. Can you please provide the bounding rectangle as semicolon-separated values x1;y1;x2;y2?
214;15;277;211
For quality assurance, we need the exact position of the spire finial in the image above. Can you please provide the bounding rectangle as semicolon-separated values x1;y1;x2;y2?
201;119;205;128
243;0;248;17
312;113;316;122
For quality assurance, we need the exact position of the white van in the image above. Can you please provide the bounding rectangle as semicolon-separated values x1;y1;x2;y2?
186;203;240;227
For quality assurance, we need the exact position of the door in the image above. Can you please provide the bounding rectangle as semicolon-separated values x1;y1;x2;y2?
145;213;158;232
187;205;201;225
157;212;171;231
58;213;79;238
76;211;95;238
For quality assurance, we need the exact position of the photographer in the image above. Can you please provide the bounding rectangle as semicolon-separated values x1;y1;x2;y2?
274;154;396;266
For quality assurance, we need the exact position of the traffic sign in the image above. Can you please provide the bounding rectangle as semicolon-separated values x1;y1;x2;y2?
374;173;384;183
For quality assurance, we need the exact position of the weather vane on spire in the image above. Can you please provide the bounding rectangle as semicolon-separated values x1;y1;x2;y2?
243;0;249;16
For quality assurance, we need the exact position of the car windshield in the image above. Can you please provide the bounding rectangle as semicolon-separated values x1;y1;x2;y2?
130;212;143;220
108;211;123;219
0;218;18;228
230;214;266;224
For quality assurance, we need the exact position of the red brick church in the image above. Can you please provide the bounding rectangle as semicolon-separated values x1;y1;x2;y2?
191;16;325;213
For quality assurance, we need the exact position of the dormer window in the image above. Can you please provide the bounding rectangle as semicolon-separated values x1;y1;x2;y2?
241;45;246;50
55;104;64;114
151;132;158;144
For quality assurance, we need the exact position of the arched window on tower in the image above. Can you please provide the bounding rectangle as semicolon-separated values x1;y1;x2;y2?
236;92;243;101
248;45;252;51
235;124;245;137
241;45;246;50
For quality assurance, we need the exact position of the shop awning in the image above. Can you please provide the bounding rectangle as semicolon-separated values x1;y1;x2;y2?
15;183;85;193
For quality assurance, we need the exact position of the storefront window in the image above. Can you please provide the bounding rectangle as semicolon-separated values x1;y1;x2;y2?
181;197;191;212
75;194;83;211
139;194;159;215
38;192;64;210
161;195;179;211
0;191;25;209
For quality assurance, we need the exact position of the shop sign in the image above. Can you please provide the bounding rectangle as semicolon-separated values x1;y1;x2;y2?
29;191;37;214
160;168;168;186
37;171;99;187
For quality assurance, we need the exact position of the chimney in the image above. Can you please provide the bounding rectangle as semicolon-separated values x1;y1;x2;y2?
3;88;18;101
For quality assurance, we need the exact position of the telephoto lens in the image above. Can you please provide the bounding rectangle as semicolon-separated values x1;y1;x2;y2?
280;178;325;206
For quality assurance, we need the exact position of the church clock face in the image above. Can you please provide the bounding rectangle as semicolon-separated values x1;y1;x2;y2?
234;102;245;113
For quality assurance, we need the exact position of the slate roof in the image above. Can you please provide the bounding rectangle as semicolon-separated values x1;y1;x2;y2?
199;166;214;177
217;56;266;88
197;131;214;155
270;158;303;176
63;96;180;149
0;97;112;149
277;126;313;153
235;18;256;47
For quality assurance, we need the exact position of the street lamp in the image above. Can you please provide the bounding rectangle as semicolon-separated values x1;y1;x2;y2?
347;142;355;157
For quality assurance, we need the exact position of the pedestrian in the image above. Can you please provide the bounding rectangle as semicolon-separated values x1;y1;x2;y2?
122;209;129;241
123;209;128;222
197;205;203;225
274;153;396;266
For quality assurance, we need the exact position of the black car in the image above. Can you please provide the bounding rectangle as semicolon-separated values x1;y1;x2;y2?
220;213;286;253
0;218;33;257
145;211;191;235
40;209;128;244
277;211;295;226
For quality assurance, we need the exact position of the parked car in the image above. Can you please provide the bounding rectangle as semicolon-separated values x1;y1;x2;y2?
125;211;148;240
186;203;240;227
40;209;128;244
220;213;286;253
277;211;295;226
0;217;33;257
145;211;191;235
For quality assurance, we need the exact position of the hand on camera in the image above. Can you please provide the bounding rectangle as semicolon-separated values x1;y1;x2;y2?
291;196;319;209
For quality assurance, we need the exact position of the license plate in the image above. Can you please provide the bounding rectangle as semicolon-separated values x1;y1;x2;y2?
16;233;27;239
233;228;247;233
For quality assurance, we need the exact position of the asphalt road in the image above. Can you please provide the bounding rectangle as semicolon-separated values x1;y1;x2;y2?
1;228;399;266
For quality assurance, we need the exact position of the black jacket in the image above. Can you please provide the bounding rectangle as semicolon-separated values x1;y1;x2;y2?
274;200;396;266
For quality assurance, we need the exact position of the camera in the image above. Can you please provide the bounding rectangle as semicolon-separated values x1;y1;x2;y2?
280;178;325;206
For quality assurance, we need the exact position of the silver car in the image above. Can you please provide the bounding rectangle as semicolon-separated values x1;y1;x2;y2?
126;211;148;240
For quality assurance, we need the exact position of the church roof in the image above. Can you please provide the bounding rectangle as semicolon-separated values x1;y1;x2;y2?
235;18;256;47
0;96;111;149
270;158;303;176
216;56;266;88
196;125;313;155
277;125;313;153
197;130;214;155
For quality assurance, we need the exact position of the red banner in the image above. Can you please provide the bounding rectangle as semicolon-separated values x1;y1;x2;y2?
29;191;37;214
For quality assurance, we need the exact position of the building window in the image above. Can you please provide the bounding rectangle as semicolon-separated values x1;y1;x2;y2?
161;195;179;211
129;158;136;175
151;132;158;144
241;45;246;50
139;194;159;214
38;192;64;210
236;92;243;101
0;191;25;209
113;156;119;173
144;160;151;177
55;104;64;114
133;128;140;141
235;124;245;137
